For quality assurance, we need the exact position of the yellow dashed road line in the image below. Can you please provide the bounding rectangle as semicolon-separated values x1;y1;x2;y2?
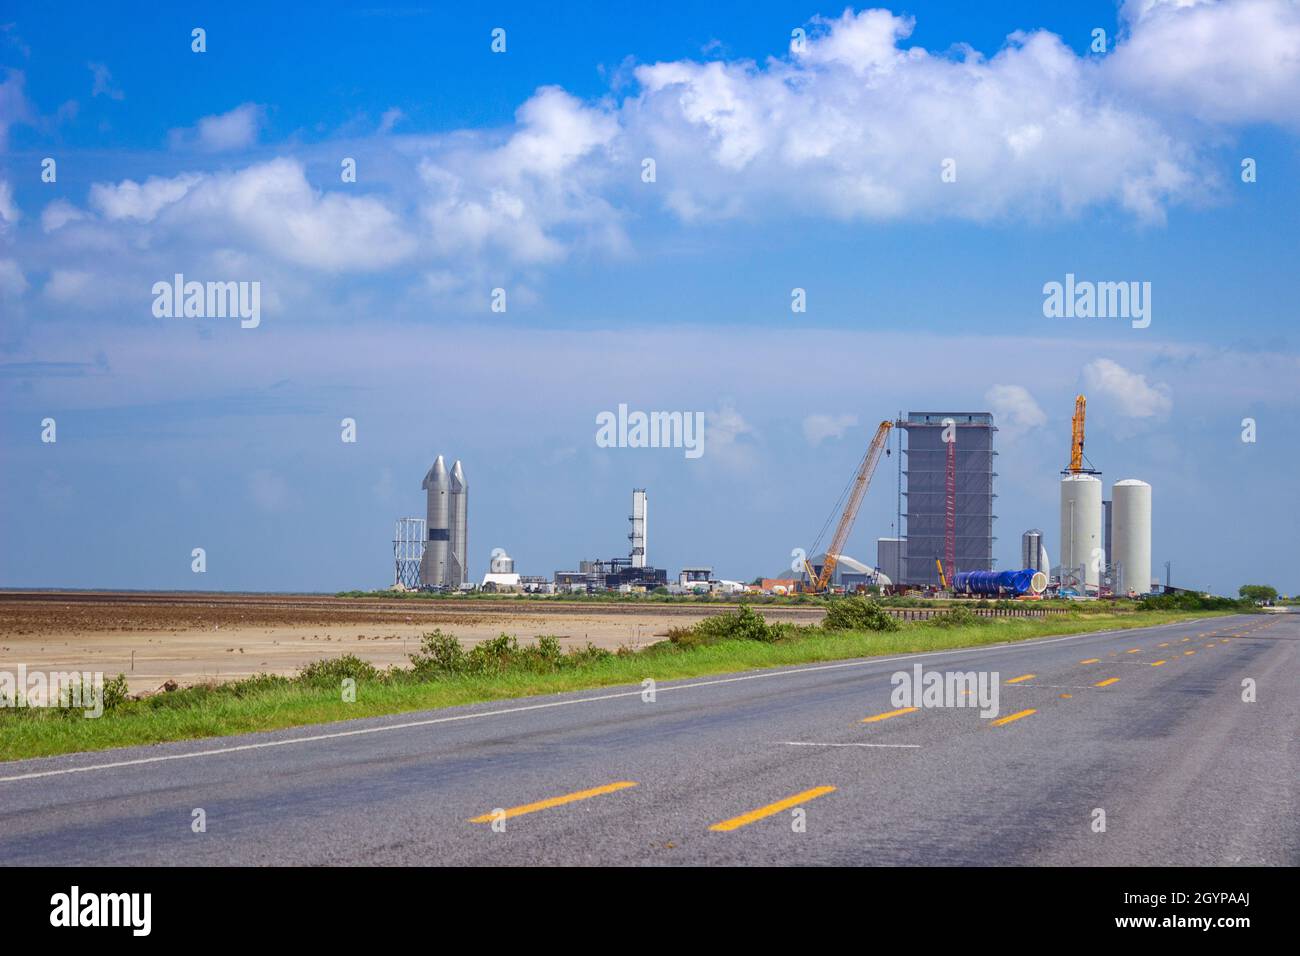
710;786;836;832
1006;674;1036;684
1080;658;1100;664
1151;660;1167;667
991;709;1036;727
1094;677;1120;687
468;781;637;823
862;707;919;724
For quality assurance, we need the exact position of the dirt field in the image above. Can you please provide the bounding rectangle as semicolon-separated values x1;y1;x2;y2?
0;592;825;693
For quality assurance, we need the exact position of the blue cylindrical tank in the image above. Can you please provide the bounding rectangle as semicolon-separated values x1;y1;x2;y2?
953;569;1045;596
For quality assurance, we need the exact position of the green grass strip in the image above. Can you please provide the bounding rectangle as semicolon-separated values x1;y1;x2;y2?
0;609;1238;762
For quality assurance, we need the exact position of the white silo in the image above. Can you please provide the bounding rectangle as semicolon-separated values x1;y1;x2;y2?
1059;474;1103;591
1111;479;1152;596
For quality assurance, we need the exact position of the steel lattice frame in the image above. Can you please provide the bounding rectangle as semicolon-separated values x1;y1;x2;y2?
944;436;956;585
393;517;426;589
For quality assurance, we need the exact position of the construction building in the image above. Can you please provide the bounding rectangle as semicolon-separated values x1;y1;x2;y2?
897;412;997;587
679;567;713;589
553;488;668;591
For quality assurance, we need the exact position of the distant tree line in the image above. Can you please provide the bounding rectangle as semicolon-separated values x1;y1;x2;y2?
1238;584;1279;604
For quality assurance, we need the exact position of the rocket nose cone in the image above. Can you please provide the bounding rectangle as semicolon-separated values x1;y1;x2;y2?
450;459;466;491
423;455;449;489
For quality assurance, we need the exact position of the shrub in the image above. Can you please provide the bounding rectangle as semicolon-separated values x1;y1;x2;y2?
409;631;614;678
1138;592;1246;612
101;673;130;710
926;605;982;628
822;597;900;632
693;605;784;643
514;635;565;673
465;634;519;675
563;642;614;667
409;629;469;676
42;672;131;714
228;673;293;698
298;654;379;687
667;625;706;649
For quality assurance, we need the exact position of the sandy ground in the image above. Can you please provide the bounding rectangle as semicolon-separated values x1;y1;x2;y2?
0;592;825;693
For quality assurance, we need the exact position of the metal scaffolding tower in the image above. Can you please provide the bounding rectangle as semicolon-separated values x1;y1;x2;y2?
393;517;426;589
944;433;956;585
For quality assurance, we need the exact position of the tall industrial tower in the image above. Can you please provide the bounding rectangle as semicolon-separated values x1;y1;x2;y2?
629;489;647;568
899;412;997;587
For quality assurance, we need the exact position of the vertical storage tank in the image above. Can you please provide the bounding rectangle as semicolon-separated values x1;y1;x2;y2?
1021;530;1044;572
1059;474;1103;590
1111;479;1152;596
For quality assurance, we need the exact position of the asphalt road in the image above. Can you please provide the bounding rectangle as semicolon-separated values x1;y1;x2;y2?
1;613;1294;865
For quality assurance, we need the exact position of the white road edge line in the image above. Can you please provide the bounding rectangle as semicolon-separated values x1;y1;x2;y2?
781;741;921;749
0;616;1228;784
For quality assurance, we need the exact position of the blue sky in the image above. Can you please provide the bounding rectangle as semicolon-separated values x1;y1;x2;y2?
1;1;1298;595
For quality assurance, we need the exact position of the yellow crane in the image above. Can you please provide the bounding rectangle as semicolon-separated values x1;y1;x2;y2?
803;420;893;594
1068;394;1086;473
1062;394;1100;475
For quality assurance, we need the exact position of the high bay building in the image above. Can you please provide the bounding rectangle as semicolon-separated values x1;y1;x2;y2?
898;412;997;587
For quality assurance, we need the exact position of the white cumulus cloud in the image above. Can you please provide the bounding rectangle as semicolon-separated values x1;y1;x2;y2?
170;103;265;152
1111;0;1300;126
0;258;27;297
985;384;1048;438
41;199;86;232
90;173;202;222
1083;358;1173;418
89;159;415;271
622;7;1216;224
803;412;859;446
0;179;18;230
